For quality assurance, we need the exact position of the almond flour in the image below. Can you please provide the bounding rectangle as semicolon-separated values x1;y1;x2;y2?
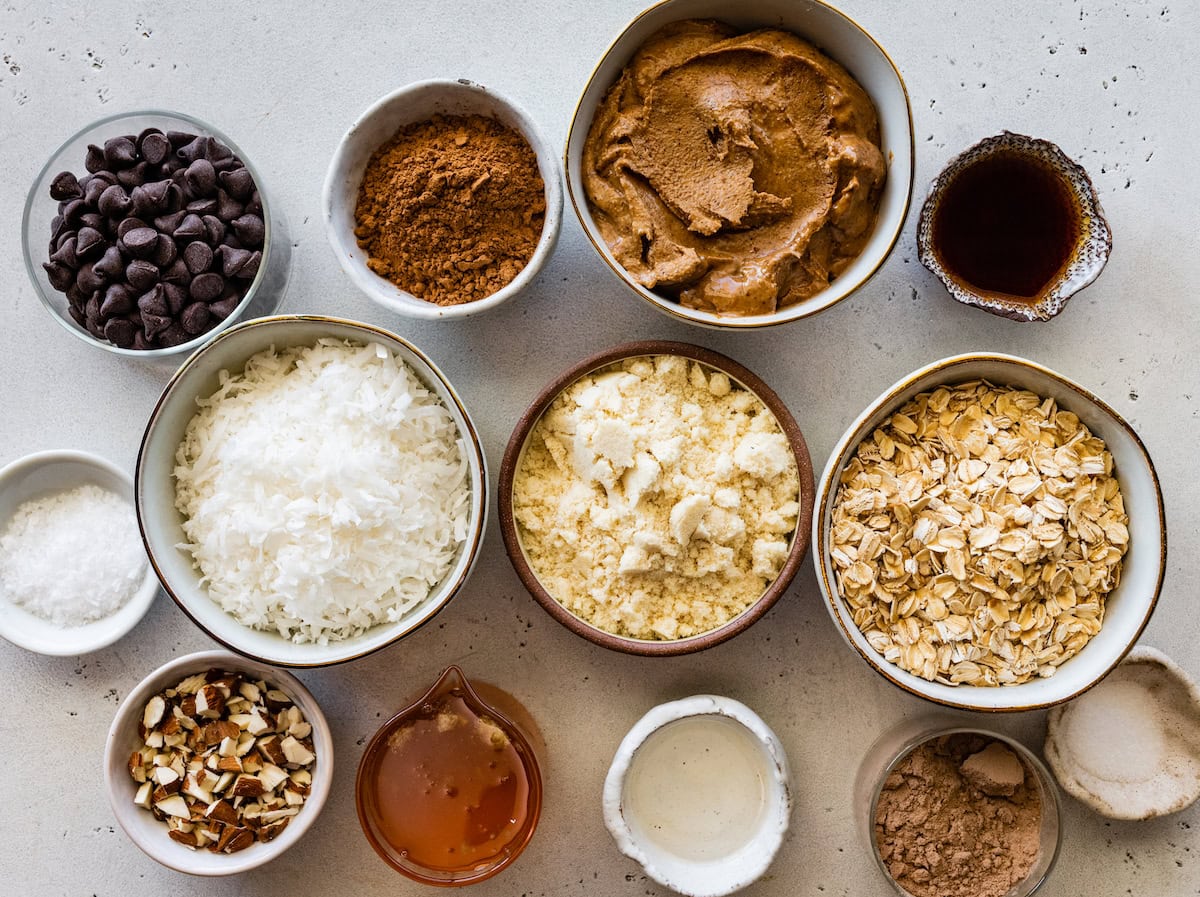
512;355;800;640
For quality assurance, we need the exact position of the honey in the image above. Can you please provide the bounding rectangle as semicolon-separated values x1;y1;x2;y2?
931;150;1081;300
356;666;542;884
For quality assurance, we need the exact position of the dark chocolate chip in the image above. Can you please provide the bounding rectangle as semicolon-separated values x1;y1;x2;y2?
184;241;214;275
83;176;109;207
93;245;125;280
103;136;138;168
153;233;178;268
50;171;83;201
75;226;106;260
50;214;64;241
43;261;76;291
49;236;79;270
162;258;191;285
76;262;107;293
173;213;205;242
245;191;263;216
116;162;149;189
62;198;88;226
166;130;195;148
212;156;240;173
68;306;86;328
237;250;262;280
126;259;160;292
190;272;225;302
84;294;102;324
163;282;189;315
137;179;172;215
103;317;137;348
177;136;211;164
132;330;151;350
218;167;255;201
65;285;87;309
100;283;135;318
185;197;218;216
181;302;212;335
55;229;78;252
142;311;171;339
139;131;170;165
157;322;192;347
85;144;106;173
117;216;148;239
185;159;217;197
85;316;107;341
164;181;184;212
97;184;132;218
206;139;233;164
216;245;251;278
208;295;240;321
153;210;186;234
79;213;107;232
122;226;159;259
214;189;244;223
137;283;169;318
201;215;226;244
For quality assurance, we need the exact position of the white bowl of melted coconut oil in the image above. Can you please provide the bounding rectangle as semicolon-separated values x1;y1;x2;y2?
603;695;792;897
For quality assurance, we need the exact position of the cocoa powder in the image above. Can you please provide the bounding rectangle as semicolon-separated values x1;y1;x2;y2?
354;114;545;306
874;734;1043;897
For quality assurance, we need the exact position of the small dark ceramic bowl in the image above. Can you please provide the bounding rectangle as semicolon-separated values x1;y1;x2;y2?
917;131;1111;322
498;340;815;656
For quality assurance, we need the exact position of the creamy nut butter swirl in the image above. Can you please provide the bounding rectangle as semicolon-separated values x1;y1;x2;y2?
582;20;886;315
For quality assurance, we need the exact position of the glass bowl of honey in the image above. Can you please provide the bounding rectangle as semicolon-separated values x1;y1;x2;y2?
355;665;543;886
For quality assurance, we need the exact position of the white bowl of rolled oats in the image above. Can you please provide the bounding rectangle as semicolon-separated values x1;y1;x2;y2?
813;353;1166;711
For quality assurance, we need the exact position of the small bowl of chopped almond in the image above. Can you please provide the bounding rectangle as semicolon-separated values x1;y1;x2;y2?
104;650;333;875
813;352;1166;711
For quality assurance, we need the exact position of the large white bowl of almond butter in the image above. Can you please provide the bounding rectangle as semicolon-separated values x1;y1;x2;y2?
813;353;1166;711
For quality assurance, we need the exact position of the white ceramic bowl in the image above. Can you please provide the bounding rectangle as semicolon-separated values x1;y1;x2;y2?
104;650;334;875
603;695;792;897
135;315;488;667
323;78;563;320
0;450;159;655
813;353;1166;711
565;0;914;329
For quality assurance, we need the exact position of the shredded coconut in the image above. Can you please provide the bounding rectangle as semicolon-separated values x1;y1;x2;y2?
0;483;146;626
173;339;471;644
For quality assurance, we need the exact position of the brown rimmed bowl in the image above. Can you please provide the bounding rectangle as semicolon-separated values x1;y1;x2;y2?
917;131;1112;322
135;315;488;668
813;352;1166;711
498;340;815;656
564;0;915;330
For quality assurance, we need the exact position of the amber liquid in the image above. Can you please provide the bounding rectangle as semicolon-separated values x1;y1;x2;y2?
932;150;1081;300
368;692;532;872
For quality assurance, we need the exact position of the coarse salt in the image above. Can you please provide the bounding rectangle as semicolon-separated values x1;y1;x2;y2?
0;483;146;626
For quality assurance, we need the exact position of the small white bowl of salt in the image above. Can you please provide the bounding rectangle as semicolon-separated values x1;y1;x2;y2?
1045;646;1200;819
0;450;158;656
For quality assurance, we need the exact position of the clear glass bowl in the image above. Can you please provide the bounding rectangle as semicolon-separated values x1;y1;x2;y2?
22;110;290;364
856;720;1062;897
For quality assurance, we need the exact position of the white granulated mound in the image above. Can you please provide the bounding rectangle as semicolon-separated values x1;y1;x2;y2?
0;483;145;626
174;339;471;644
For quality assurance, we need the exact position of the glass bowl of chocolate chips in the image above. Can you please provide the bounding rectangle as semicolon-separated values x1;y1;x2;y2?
23;110;290;362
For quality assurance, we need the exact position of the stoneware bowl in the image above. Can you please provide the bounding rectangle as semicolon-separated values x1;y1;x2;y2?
22;110;290;365
135;315;488;667
856;720;1062;897
1045;646;1200;819
564;0;914;329
917;131;1112;322
813;352;1166;711
498;340;815;656
603;695;792;897
323;78;563;320
0;450;159;655
104;650;334;875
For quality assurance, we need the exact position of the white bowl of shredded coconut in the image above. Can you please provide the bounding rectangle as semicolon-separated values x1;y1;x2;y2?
136;316;487;667
0;450;159;655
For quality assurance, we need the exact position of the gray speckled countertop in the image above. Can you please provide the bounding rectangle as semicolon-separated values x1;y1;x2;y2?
1;1;1197;894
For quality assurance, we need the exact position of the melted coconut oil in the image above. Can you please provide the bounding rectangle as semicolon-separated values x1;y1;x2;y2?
623;715;769;861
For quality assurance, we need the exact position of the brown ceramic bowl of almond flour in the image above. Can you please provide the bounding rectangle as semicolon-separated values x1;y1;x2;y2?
857;721;1062;897
498;340;815;656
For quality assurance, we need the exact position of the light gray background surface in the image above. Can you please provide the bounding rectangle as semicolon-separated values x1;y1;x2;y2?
1;0;1197;894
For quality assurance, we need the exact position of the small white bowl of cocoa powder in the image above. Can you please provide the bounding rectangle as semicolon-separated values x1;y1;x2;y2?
323;78;562;319
858;722;1062;897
